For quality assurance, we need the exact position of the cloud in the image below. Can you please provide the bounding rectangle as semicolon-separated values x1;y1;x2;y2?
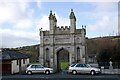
0;0;30;24
36;12;69;30
36;15;49;30
0;0;40;29
0;1;15;24
36;0;42;9
1;29;39;48
0;1;118;48
87;16;118;37
87;2;117;19
33;0;119;2
0;1;42;48
56;14;70;27
77;2;118;37
14;19;33;30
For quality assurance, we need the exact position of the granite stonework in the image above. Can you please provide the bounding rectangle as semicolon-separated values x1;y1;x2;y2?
39;9;86;72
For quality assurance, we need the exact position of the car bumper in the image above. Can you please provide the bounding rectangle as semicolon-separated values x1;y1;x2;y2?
50;70;54;73
26;71;28;73
68;69;72;73
95;71;101;74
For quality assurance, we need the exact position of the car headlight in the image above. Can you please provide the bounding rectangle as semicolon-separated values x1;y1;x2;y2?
95;68;100;71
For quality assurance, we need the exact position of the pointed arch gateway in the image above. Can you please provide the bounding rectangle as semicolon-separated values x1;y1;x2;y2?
39;9;86;72
56;48;69;72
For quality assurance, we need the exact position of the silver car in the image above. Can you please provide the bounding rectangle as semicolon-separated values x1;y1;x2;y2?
26;64;53;75
68;63;100;75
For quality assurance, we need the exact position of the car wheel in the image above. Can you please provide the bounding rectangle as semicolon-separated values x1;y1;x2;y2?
90;70;95;75
45;70;50;74
27;71;32;75
72;70;77;75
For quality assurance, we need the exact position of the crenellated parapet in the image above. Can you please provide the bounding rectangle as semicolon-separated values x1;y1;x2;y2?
40;25;86;36
56;26;70;31
55;26;70;34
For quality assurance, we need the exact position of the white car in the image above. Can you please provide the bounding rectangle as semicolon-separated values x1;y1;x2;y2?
68;63;100;75
26;64;53;75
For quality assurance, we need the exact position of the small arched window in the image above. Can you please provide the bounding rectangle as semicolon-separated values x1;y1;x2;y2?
46;48;50;61
77;47;80;62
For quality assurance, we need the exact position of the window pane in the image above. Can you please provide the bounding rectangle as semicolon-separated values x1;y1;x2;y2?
71;64;76;67
77;47;80;62
46;48;50;61
76;64;81;67
83;64;87;67
36;65;43;68
23;59;25;64
31;65;36;68
17;60;19;65
81;64;84;67
76;64;85;67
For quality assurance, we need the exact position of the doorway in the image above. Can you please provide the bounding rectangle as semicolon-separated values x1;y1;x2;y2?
57;48;69;72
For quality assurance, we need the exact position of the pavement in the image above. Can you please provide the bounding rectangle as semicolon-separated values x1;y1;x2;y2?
1;71;120;80
101;69;120;74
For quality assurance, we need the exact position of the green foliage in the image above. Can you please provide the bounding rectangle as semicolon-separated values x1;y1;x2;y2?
60;62;69;70
87;36;120;64
97;49;111;62
13;44;39;62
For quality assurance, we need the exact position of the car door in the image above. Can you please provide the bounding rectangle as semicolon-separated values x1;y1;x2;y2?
30;65;36;73
76;64;89;73
35;65;45;73
82;64;90;73
75;64;83;73
79;64;86;73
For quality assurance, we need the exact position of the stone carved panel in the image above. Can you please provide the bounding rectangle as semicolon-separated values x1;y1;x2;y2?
54;37;70;44
75;37;81;43
44;38;49;44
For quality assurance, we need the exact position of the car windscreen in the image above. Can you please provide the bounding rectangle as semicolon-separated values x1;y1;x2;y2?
70;64;76;67
86;64;91;67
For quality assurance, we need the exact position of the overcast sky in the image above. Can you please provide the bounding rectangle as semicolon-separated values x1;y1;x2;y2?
0;0;119;48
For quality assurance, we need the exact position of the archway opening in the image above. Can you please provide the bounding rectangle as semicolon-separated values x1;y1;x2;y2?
57;48;69;72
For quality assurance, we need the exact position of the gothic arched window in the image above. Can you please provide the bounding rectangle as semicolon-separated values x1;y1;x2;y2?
77;47;80;62
46;48;50;61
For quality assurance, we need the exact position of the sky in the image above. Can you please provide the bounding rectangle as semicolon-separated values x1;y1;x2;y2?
0;0;119;48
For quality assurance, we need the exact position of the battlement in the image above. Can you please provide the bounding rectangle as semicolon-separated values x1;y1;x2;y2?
56;26;70;31
40;25;86;36
54;26;70;34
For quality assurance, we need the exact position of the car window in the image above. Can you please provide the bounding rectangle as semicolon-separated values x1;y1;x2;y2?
83;64;87;67
31;65;36;68
35;65;44;68
86;64;91;67
76;64;84;67
70;64;76;67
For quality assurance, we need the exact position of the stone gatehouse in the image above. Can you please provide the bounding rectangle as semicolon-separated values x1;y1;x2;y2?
39;9;86;72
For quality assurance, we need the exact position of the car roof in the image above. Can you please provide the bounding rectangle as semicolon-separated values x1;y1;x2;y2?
71;63;87;65
30;64;42;65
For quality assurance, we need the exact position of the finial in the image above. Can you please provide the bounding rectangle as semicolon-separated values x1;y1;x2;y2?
39;28;42;31
50;10;52;13
82;25;83;28
85;25;86;28
71;9;73;12
53;13;57;22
